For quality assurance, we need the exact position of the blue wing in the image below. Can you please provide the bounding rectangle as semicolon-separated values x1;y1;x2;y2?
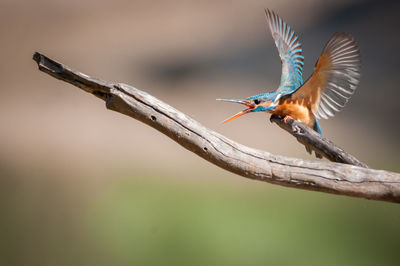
265;9;304;94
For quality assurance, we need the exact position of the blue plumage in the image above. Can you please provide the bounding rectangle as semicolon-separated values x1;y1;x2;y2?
265;9;304;94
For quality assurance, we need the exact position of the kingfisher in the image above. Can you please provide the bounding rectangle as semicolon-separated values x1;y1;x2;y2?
218;9;361;157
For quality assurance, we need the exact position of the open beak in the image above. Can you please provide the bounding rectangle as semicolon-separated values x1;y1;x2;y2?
216;98;256;123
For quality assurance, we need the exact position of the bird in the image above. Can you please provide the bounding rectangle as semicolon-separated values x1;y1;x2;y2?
217;9;361;158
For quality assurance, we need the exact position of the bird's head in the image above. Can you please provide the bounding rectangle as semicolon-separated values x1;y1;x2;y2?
217;92;278;123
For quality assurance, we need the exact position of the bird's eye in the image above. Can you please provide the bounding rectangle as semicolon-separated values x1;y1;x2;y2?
253;99;260;105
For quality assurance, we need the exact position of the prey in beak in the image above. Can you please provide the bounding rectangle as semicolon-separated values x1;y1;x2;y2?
216;98;256;123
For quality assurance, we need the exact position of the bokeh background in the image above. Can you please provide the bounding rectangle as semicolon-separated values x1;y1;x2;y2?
1;0;400;265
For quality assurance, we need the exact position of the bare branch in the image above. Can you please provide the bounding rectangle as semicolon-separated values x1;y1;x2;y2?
270;116;369;168
33;52;400;203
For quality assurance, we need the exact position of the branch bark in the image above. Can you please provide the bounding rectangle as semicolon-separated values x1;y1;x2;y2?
33;52;400;203
270;116;369;168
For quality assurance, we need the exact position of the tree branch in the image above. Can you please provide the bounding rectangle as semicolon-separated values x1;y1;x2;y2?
33;52;400;203
270;116;369;168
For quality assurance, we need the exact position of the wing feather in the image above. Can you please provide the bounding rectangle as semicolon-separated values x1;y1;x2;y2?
291;32;361;119
265;9;304;92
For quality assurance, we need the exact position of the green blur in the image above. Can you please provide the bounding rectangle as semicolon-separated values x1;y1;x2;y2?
3;165;399;266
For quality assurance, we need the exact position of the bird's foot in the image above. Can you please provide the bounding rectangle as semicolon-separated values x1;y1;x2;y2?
283;115;294;123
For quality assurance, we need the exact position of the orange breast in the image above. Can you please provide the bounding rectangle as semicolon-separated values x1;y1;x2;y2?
270;98;315;127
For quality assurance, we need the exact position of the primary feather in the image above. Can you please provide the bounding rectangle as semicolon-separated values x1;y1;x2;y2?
291;33;361;119
265;9;304;94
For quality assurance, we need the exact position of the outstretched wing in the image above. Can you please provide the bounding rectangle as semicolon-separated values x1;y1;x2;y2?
265;9;304;92
291;32;361;119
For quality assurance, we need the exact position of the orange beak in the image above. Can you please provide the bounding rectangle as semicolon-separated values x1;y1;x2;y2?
216;99;256;123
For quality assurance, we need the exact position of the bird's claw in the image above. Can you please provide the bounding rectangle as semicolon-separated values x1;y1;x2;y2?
283;115;294;123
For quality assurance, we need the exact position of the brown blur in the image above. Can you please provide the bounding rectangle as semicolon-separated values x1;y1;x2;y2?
1;0;400;265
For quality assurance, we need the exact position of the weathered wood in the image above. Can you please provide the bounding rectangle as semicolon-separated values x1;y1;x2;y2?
270;116;369;168
33;52;400;203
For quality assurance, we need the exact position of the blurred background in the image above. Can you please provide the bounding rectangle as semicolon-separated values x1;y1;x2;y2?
1;0;400;265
